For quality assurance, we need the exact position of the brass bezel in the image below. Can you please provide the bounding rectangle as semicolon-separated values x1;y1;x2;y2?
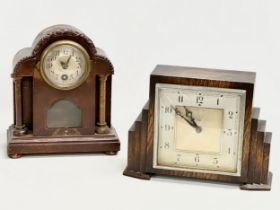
40;40;91;90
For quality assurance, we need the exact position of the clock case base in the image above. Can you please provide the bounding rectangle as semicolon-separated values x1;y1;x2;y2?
7;125;120;158
240;172;272;191
123;102;272;191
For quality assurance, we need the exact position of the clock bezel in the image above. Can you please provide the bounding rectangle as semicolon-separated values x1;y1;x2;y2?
40;39;91;90
152;83;246;177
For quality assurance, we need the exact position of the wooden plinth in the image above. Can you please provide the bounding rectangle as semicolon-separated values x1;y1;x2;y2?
7;125;120;158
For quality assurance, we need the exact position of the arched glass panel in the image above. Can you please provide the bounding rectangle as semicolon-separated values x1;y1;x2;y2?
47;99;81;128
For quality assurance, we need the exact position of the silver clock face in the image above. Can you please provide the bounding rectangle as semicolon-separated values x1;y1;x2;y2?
153;83;246;176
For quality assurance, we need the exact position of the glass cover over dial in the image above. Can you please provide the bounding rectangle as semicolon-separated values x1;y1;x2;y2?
40;40;90;90
153;83;246;176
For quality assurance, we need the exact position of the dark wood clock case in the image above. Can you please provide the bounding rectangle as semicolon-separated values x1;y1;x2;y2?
7;25;120;158
123;65;272;191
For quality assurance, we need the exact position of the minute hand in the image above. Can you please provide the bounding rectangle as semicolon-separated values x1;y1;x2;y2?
64;55;71;68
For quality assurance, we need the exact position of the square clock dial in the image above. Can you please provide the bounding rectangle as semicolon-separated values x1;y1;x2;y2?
153;84;246;176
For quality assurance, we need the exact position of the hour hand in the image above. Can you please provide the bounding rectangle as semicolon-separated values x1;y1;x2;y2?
173;106;202;133
60;56;71;69
183;107;202;133
60;60;65;68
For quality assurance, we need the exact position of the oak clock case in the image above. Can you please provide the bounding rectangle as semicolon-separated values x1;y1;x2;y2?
7;25;120;158
124;65;272;191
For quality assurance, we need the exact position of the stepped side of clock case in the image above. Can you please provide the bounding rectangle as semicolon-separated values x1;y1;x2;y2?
123;101;152;179
240;107;272;190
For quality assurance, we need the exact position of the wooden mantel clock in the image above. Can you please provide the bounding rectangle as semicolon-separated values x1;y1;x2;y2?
124;65;272;190
8;24;120;158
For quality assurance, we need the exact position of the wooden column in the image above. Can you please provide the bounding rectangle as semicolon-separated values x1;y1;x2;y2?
13;77;27;135
96;75;110;134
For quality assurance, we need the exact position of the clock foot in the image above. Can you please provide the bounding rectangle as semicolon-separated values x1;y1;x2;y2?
123;168;152;180
104;151;118;155
9;153;22;159
240;172;272;191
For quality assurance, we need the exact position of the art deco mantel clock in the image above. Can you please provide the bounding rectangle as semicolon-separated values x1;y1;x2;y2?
124;65;272;190
8;25;120;158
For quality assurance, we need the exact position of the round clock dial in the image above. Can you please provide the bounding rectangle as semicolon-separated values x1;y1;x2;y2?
40;40;90;90
153;83;246;176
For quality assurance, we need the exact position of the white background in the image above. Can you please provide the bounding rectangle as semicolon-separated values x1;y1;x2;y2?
0;0;279;209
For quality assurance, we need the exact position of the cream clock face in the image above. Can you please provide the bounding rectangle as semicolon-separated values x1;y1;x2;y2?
153;83;246;176
40;40;90;90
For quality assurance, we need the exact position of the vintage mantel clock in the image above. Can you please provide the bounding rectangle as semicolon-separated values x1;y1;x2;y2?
7;25;120;158
124;65;272;190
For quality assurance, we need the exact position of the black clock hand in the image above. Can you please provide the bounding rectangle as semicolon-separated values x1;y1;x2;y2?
60;56;71;69
60;60;65;68
183;107;202;133
173;106;202;133
64;55;71;68
173;106;194;127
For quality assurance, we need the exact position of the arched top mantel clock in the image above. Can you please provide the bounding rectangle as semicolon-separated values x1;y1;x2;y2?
8;24;120;158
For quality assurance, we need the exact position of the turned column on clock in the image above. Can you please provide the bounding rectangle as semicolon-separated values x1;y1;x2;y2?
13;77;27;135
96;74;110;134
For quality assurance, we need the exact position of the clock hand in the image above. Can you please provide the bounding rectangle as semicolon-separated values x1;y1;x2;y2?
60;60;65;68
64;55;71;69
60;56;71;69
183;107;202;133
173;106;202;133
